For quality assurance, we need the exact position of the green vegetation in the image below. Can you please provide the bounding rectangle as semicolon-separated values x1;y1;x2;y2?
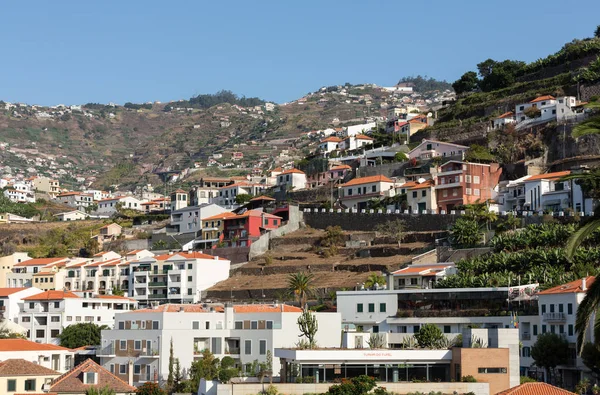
287;272;315;306
58;323;109;348
0;194;39;218
414;323;445;349
364;273;386;289
235;194;252;204
449;218;482;248
185;90;265;109
297;308;319;349
186;349;240;390
123;102;152;110
464;144;495;162
397;75;452;92
581;342;600;380
86;387;116;395
21;222;105;258
374;219;405;247
531;333;570;385
135;382;166;395
327;375;376;395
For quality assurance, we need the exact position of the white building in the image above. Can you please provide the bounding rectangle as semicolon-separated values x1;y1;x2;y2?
84;189;111;201
218;183;267;206
129;251;230;305
492;112;516;129
3;187;35;203
276;169;307;191
18;290;137;345
98;303;341;386
407;139;468;161
55;192;94;210
8;257;70;288
318;137;341;155
523;170;592;213
345;122;376;137
168;203;229;235
515;95;579;123
339;175;395;210
0;287;44;323
97;196;144;215
54;210;89;221
339;134;374;152
0;339;75;373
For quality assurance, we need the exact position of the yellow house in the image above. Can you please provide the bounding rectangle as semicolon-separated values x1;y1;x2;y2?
0;252;30;288
0;358;60;394
201;212;237;244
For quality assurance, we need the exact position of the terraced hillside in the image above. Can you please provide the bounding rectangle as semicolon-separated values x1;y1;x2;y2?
205;227;445;302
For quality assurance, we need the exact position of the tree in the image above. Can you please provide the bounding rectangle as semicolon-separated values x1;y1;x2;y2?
465;144;495;162
327;375;376;395
218;356;239;384
364;273;386;289
531;333;569;384
172;358;185;393
582;342;600;379
167;339;174;391
136;382;167;395
235;194;252;205
414;323;445;349
524;106;541;119
86;387;116;395
297;308;318;349
394;152;408;162
187;349;220;391
111;286;125;296
452;71;479;95
287;272;314;306
58;323;108;348
595;25;600;38
449;218;482;248
374;219;405;247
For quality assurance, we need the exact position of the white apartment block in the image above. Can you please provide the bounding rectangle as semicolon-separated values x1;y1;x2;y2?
168;203;229;235
0;287;44;323
8;257;70;288
18;290;137;345
98;303;341;386
97;196;144;215
0;339;75;373
129;252;230;305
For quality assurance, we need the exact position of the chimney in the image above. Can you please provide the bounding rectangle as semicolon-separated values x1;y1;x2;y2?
583;277;587;291
128;360;134;386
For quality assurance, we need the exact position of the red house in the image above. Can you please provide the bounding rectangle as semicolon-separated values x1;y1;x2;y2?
223;209;282;247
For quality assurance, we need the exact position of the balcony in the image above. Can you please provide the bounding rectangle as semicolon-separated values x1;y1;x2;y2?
148;294;167;299
435;182;462;190
97;345;115;356
543;312;566;322
521;333;531;341
148;282;167;287
437;169;463;177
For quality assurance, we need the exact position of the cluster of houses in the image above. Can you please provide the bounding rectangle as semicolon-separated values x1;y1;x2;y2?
491;95;587;129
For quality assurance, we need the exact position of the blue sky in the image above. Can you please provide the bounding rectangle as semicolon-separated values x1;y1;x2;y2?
1;0;599;105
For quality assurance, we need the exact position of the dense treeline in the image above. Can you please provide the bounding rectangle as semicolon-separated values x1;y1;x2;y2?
398;75;452;92
123;102;152;110
187;90;265;109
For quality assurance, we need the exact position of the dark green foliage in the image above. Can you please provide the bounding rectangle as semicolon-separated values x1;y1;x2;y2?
595;25;600;38
461;375;478;382
235;194;252;204
58;323;108;348
0;194;39;218
464;144;495;162
452;71;479;95
414;323;445;349
187;90;265;109
531;333;570;384
86;387;116;395
123;102;152;110
449;218;482;248
136;382;166;395
581;342;600;379
397;76;453;92
327;375;377;395
477;59;526;92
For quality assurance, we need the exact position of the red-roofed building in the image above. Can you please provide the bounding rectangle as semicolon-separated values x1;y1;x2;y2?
493;111;516;129
49;358;136;394
218;183;268;206
340;175;396;210
408;139;468;161
338;134;374;152
55;192;94;211
522;170;590;213
201;212;238;246
222;209;282;247
405;179;437;213
390;263;456;289
496;382;576;395
0;339;74;373
319;136;342;155
276;168;306;191
515;95;579;124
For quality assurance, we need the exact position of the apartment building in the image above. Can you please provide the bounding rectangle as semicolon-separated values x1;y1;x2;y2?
515;95;579;123
129;252;230;305
0;252;30;288
218;183;267;206
170;189;189;211
222;209;282;247
339;175;395;210
18;290;137;345
167;203;229;235
0;339;74;373
8;257;70;288
32;176;61;197
199;211;237;248
55;192;94;210
0;287;44;323
435;161;502;212
522;170;592;213
97;196;144;215
98;303;341;386
408;139;467;161
404;179;437;213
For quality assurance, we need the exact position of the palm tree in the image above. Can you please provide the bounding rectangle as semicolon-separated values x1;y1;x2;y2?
364;273;386;289
287;272;314;306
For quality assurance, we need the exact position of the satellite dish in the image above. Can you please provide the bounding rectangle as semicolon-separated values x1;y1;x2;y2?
417;177;426;184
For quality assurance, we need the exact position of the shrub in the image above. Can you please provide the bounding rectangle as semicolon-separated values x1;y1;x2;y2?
461;375;478;382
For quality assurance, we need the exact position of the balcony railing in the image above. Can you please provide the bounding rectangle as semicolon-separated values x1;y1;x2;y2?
148;294;167;299
543;312;566;322
225;347;240;355
148;282;167;287
97;345;115;356
521;333;531;341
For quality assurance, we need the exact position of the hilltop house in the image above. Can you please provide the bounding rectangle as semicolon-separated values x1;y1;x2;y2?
515;95;580;123
318;136;342;155
492;112;516;129
338;134;374;152
54;210;89;221
97;196;144;215
339;175;396;210
405;179;437;213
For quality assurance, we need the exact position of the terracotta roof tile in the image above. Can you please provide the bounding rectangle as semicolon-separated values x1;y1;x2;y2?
131;304;208;313
23;290;80;301
0;339;71;352
50;358;136;394
0;358;60;376
530;95;556;103
409;179;435;190
203;212;238;220
321;136;342;143
330;165;352;171
234;304;302;313
497;111;514;119
342;175;393;187
354;134;374;140
249;195;276;202
279;168;305;175
0;287;29;297
539;276;595;295
496;382;576;395
525;170;571;181
14;257;68;267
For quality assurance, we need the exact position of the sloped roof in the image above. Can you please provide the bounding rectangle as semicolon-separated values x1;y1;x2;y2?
131;304;210;313
0;358;60;376
234;304;302;313
321;136;342;143
249;195;276;202
525;170;571;181
530;95;556;103
23;290;80;301
14;257;67;267
0;287;29;297
279;168;305;175
342;175;393;187
50;358;136;394
0;339;70;352
203;212;238;221
409;179;435;190
539;276;595;295
392;264;452;276
496;382;576;395
496;111;514;119
330;165;352;171
226;209;282;220
354;134;374;140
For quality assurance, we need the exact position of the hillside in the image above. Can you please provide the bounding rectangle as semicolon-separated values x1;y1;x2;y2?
0;81;450;191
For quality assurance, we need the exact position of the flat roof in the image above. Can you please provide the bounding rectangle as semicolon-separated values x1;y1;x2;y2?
274;348;452;364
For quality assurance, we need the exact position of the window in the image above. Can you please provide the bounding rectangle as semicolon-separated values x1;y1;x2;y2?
568;303;573;315
379;303;386;313
412;191;417;198
188;264;193;270
188;276;192;282
542;325;547;333
569;324;574;336
7;379;16;392
443;325;451;333
466;188;472;195
443;190;448;197
372;185;376;193
473;176;480;184
251;321;258;330
153;321;159;330
54;301;60;308
244;340;251;355
192;321;200;330
259;339;267;355
36;329;45;338
51;329;60;338
188;288;192;296
421;190;426;197
522;347;531;358
211;337;222;354
120;340;127;350
134;364;141;375
559;325;565;334
120;364;127;374
118;321;125;330
29;302;34;309
478;368;507;374
357;303;363;313
205;322;210;330
24;379;36;391
51;316;60;322
541;304;546;314
550;325;556;334
368;303;375;313
474;189;480;196
134;340;142;350
76;316;81;322
235;321;243;330
559;304;564;313
550;304;555;313
266;321;273;329
533;325;538;336
465;175;471;183
413;325;420;333
22;316;31;323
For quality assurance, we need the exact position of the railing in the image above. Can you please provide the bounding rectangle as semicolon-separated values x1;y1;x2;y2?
225;347;240;355
97;345;115;356
148;294;167;299
543;312;566;322
148;282;167;287
521;333;531;341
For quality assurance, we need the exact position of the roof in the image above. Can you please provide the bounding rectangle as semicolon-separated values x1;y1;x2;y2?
539;276;595;295
409;179;435;190
233;304;302;313
225;209;282;220
392;264;452;276
496;111;514;119
14;257;67;267
250;195;276;202
0;358;60;376
23;290;80;301
330;165;352;171
202;212;238;221
530;95;556;103
126;249;145;255
342;175;393;187
525;170;571;181
321;136;342;143
0;339;70;352
173;189;187;193
153;252;228;261
354;134;374;140
0;287;29;297
132;304;209;313
496;382;576;395
57;192;81;197
50;358;136;394
279;168;305;175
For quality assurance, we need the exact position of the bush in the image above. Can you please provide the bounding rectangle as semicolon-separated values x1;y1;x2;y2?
414;323;444;349
461;375;478;382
